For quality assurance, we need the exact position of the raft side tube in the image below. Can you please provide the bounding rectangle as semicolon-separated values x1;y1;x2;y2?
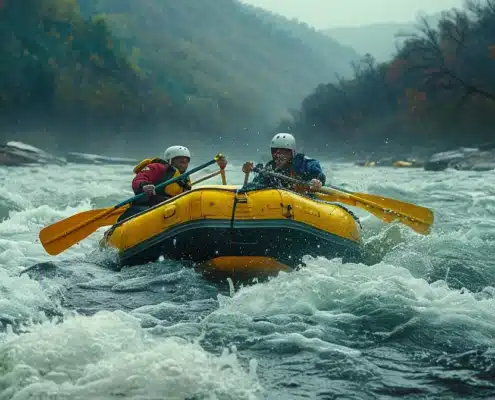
102;186;363;270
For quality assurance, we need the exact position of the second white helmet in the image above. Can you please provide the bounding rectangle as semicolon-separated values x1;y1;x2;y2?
163;145;191;163
270;133;296;151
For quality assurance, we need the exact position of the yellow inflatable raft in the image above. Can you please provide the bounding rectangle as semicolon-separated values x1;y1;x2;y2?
100;185;363;278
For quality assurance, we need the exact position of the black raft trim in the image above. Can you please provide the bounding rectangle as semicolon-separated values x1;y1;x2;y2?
118;218;362;262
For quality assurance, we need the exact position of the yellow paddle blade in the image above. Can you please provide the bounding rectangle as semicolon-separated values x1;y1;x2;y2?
316;189;434;235
38;155;223;257
350;192;434;225
39;205;129;256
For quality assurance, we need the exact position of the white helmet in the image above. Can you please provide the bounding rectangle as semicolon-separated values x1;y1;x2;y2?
163;145;191;163
270;133;296;151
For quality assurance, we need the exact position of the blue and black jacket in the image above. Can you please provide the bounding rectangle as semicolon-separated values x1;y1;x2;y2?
252;153;326;188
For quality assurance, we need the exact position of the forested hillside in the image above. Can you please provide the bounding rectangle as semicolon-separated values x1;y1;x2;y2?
281;0;495;157
0;0;360;152
0;0;171;150
240;3;359;75
77;0;361;134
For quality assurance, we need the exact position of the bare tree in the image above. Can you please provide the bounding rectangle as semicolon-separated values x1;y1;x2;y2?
465;0;495;21
397;13;495;103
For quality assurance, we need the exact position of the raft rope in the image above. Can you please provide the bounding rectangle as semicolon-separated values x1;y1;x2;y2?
315;199;362;229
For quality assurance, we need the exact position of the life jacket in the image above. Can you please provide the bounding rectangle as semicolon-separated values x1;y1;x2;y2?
266;160;307;193
133;157;191;198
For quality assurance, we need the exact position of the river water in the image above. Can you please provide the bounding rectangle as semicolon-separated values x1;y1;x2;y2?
0;160;494;399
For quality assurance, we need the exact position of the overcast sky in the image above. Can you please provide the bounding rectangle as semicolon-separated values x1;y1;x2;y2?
240;0;465;29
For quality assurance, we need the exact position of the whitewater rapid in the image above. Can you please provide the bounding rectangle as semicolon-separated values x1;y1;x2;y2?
0;160;493;399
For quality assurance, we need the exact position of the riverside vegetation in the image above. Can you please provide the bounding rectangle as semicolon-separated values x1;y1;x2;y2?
282;0;495;158
0;0;359;151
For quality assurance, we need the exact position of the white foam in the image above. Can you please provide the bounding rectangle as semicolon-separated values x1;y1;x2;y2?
0;158;493;398
208;256;495;348
0;311;262;399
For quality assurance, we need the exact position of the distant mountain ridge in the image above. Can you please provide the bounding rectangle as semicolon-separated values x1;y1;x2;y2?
324;13;443;62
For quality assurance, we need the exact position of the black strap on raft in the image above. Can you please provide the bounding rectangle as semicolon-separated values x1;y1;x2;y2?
230;191;249;229
227;190;246;253
230;197;239;229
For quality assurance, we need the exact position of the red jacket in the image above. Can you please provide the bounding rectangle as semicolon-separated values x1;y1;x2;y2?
132;162;169;194
132;161;191;206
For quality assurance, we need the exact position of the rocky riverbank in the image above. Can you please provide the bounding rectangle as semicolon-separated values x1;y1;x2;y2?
2;140;494;173
0;141;139;167
354;143;495;172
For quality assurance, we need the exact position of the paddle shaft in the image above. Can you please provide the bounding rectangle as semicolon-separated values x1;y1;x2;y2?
191;169;222;185
115;156;221;207
44;155;221;246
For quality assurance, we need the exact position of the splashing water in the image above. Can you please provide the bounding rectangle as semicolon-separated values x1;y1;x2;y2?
0;160;493;399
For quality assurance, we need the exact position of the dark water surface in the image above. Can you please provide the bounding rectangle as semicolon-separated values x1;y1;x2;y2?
0;163;493;399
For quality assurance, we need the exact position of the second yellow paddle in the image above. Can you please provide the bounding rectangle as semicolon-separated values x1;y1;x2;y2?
253;168;434;235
